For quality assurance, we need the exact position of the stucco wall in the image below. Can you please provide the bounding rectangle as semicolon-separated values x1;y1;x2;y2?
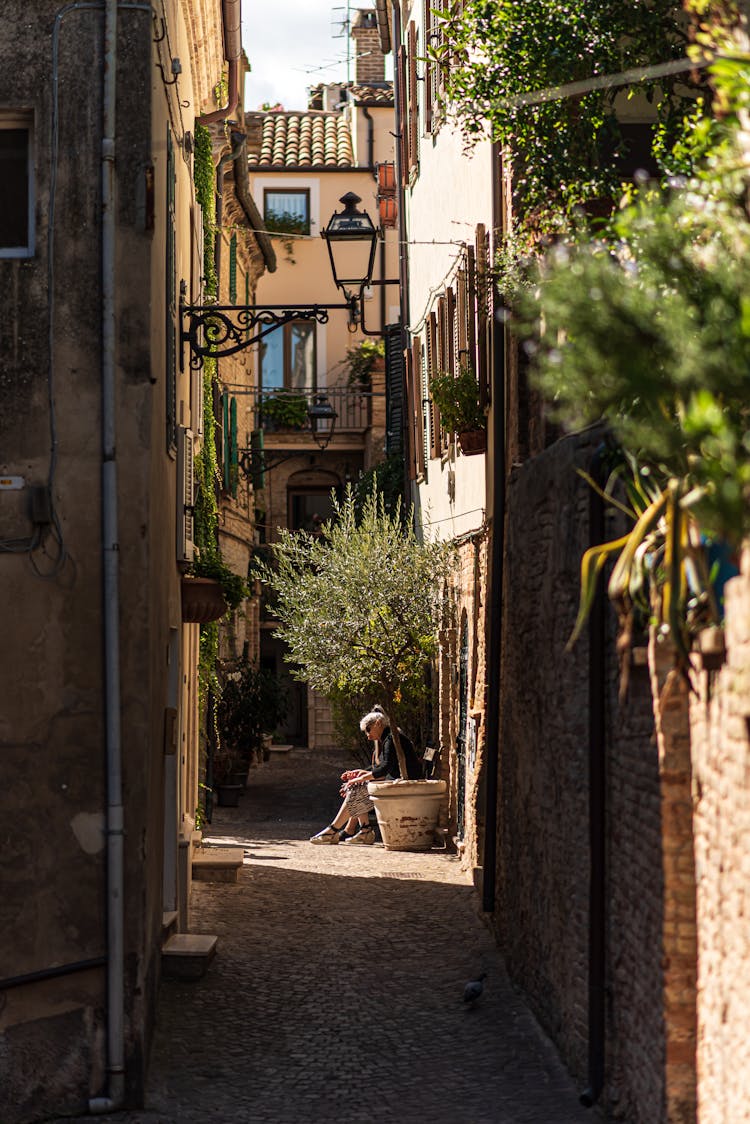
0;2;211;1117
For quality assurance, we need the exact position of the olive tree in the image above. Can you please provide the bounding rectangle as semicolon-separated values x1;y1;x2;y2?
253;488;454;776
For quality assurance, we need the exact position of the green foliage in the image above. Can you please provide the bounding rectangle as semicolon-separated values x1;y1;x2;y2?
261;393;308;429
194;124;217;298
436;0;696;235
217;660;288;763
514;181;750;545
429;367;485;433
251;487;454;723
344;339;385;387
352;454;406;521
263;208;309;236
187;554;251;611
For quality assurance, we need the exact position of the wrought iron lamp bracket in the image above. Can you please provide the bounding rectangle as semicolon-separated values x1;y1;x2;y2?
180;289;353;369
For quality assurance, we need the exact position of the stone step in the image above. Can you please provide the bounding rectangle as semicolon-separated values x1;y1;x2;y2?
162;933;218;980
162;910;179;939
267;743;293;753
192;846;245;882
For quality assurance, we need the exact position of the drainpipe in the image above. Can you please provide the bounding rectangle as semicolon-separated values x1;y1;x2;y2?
361;103;375;170
89;0;125;1112
197;0;242;125
481;141;505;914
580;441;607;1108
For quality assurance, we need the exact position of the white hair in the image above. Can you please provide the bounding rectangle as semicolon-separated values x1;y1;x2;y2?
360;706;389;732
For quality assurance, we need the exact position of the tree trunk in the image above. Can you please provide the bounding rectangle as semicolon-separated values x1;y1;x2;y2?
389;720;409;780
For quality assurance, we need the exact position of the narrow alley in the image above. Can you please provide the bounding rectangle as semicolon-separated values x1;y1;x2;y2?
58;749;594;1124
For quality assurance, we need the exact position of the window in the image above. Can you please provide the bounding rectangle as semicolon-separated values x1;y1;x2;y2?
260;320;316;391
263;189;310;236
0;119;33;257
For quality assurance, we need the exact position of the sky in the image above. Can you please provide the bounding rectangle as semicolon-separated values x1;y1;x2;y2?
242;1;360;112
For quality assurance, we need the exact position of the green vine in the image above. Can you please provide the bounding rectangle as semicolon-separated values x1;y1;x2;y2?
194;123;217;298
436;0;699;241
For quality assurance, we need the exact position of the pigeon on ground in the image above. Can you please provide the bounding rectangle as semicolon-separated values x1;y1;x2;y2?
463;972;487;1003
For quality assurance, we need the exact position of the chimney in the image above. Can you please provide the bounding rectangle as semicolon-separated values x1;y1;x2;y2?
351;9;385;85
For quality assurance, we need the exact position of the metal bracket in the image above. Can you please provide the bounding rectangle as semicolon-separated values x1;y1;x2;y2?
180;289;353;369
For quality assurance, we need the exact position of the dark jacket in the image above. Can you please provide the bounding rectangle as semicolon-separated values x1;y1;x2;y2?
371;726;422;781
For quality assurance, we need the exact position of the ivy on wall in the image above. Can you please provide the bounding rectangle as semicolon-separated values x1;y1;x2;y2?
193;123;221;702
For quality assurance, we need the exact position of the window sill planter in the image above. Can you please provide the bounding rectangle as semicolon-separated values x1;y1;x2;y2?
181;576;227;624
367;779;448;851
457;428;486;456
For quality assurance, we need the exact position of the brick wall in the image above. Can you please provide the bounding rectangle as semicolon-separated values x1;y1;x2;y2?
606;644;666;1121
437;532;488;871
689;558;750;1124
498;430;665;1116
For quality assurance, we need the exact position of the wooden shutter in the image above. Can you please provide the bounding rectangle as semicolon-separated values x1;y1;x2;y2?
405;346;417;480
412;336;426;478
384;323;405;456
427;311;440;459
475;224;489;407
423;0;433;133
397;46;409;187
229;234;237;303
446;286;456;376
165;128;177;451
407;21;419;177
467;244;477;384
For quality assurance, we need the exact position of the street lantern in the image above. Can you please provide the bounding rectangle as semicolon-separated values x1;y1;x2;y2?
307;393;338;450
321;192;379;299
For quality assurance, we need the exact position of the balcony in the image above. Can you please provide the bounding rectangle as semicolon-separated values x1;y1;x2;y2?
259;386;371;436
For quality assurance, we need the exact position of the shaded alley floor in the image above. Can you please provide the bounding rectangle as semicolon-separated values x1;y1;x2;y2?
57;748;595;1124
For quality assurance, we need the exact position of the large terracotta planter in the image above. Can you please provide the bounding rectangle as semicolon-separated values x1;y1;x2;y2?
367;779;447;851
181;576;227;624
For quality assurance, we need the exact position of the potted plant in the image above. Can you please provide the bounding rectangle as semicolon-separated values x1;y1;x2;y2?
260;393;308;430
429;366;486;454
217;659;288;769
211;742;246;807
182;555;250;622
344;338;385;389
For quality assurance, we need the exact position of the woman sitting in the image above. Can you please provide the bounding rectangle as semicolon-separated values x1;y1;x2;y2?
310;706;422;845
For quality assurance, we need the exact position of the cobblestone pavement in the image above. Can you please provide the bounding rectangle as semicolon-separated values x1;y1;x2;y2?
57;749;596;1124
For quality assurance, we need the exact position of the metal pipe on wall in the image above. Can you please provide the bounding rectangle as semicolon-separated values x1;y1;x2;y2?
197;0;242;125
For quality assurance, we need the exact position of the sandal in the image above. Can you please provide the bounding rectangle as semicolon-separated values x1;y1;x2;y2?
309;824;341;845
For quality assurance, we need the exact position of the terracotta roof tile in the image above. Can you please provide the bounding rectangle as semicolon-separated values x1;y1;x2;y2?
246;111;355;168
348;83;394;106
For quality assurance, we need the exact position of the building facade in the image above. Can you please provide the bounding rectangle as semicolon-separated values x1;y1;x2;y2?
245;10;398;748
0;2;270;1118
